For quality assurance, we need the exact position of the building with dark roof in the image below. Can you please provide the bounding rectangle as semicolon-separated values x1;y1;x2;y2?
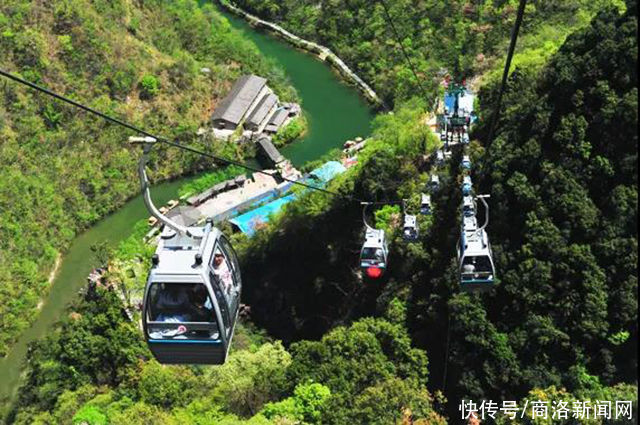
245;93;278;131
211;75;268;130
264;108;289;134
256;136;284;167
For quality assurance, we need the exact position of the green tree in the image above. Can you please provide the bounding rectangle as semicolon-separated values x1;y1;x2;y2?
72;405;107;425
209;342;292;417
261;382;331;423
139;75;160;99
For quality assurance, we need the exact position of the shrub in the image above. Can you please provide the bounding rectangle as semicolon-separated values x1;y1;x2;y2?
139;74;160;99
272;116;306;147
57;34;73;53
72;405;107;425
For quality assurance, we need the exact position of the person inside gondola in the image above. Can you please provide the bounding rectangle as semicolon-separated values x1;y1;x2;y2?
404;227;417;240
362;247;384;263
188;285;217;338
190;285;213;322
213;251;233;295
463;262;476;275
155;283;190;322
148;283;191;339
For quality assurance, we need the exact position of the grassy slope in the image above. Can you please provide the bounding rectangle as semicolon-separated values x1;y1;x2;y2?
478;0;627;84
0;0;295;356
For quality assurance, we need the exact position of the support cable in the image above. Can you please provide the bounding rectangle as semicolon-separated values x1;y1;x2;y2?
0;68;357;201
378;0;431;102
486;0;528;144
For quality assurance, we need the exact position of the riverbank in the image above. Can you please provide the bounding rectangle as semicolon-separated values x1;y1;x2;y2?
218;0;383;107
218;5;373;166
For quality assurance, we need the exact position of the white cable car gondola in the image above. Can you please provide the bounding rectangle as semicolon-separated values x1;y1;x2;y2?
359;203;389;280
420;193;432;215
462;175;473;195
435;150;445;166
462;195;475;217
403;214;419;241
461;155;471;170
133;137;241;365
428;175;440;193
457;195;495;291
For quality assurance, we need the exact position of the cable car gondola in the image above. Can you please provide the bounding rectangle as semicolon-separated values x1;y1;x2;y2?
435;150;445;166
461;155;471;170
133;138;242;365
462;175;473;195
462;195;475;217
359;203;389;280
360;227;388;279
403;214;419;241
428;174;441;193
457;195;495;291
458;228;495;290
402;199;419;241
420;193;432;215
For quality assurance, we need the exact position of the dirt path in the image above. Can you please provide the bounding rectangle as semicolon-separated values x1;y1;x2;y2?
37;253;62;310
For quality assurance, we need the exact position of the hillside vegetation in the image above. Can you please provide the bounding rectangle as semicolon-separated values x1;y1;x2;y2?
0;0;295;355
231;0;625;104
234;5;637;414
6;96;448;425
2;0;637;424
470;2;637;392
443;1;637;410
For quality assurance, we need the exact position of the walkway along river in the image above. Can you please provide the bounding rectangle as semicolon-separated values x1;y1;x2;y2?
218;0;382;106
0;2;374;404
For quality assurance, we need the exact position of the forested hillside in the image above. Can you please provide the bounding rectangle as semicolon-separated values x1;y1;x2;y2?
237;3;638;414
438;0;637;408
0;0;294;355
231;0;625;104
8;288;447;424
7;3;637;421
2;0;637;424
6;99;448;425
473;0;637;387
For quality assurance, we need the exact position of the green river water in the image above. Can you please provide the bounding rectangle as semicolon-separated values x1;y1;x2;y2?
0;3;373;404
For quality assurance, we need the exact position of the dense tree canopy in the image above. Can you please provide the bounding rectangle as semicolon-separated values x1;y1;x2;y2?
438;0;637;410
8;287;444;424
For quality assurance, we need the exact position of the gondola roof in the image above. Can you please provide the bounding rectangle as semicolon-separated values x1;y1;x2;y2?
151;226;212;275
